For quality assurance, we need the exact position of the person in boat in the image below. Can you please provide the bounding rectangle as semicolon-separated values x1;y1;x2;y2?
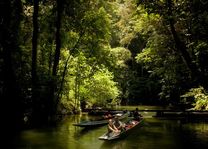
103;110;113;119
133;108;142;120
113;116;124;131
108;119;120;134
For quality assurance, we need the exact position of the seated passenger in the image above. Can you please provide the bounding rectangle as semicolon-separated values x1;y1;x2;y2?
108;119;119;134
103;110;113;119
133;108;142;120
113;116;124;131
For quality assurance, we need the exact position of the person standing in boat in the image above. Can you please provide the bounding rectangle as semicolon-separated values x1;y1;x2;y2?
133;108;142;120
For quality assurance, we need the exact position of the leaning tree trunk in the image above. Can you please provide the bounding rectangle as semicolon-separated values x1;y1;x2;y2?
57;33;83;105
166;0;203;86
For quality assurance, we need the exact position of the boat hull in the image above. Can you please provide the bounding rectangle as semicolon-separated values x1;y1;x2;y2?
73;112;129;128
99;118;143;140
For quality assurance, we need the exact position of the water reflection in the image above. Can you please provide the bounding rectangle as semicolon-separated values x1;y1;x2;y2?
100;140;126;149
74;127;101;139
178;122;208;149
12;112;208;149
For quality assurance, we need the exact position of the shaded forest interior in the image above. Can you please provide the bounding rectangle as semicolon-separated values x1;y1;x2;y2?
1;0;208;132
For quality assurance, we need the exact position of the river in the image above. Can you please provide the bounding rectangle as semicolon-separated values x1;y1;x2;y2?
11;106;208;149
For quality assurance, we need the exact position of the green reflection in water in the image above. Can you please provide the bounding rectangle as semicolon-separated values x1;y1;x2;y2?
13;107;208;149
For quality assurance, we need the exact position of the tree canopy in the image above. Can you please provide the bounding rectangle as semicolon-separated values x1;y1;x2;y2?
1;0;208;129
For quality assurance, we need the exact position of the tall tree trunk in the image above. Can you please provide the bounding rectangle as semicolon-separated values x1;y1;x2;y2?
52;0;63;77
32;0;39;94
48;0;64;120
1;0;23;135
31;0;40;125
32;0;39;86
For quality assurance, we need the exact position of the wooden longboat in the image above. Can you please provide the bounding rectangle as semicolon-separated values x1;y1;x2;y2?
98;118;143;140
73;112;129;128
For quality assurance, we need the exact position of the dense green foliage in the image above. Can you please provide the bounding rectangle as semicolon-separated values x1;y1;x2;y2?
134;0;208;108
181;87;208;110
1;0;208;129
